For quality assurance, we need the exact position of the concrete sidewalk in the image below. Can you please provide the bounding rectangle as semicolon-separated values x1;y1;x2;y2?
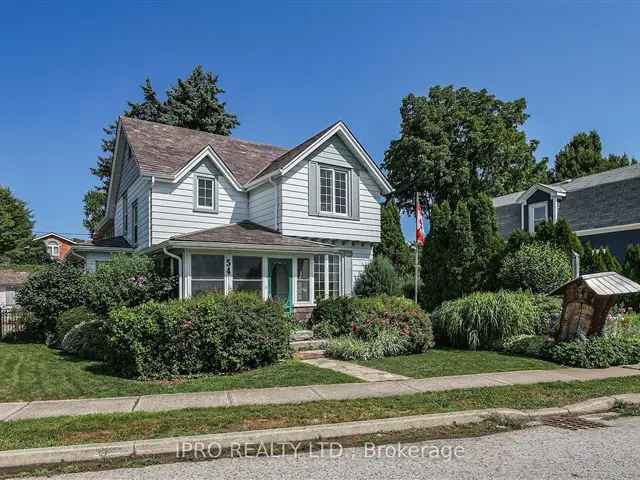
1;366;639;422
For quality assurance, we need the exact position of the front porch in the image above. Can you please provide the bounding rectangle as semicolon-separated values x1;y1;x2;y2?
152;222;352;318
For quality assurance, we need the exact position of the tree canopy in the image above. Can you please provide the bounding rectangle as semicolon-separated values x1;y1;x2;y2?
83;66;239;234
373;202;412;275
0;186;49;265
383;85;549;218
553;130;636;182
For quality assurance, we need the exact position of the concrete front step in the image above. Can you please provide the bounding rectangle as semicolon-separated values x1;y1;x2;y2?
293;349;325;360
291;339;326;352
290;329;314;342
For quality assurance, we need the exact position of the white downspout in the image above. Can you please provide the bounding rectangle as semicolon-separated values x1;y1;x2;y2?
163;247;183;299
268;177;279;231
148;176;155;247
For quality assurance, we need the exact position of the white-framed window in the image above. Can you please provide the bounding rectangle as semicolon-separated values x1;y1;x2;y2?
528;201;548;233
192;254;225;295
195;175;216;211
46;241;60;258
131;200;138;245
314;254;341;300
319;166;349;215
296;258;311;303
232;256;263;294
122;190;128;237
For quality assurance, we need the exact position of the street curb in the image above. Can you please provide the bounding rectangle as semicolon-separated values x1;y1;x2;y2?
1;393;639;469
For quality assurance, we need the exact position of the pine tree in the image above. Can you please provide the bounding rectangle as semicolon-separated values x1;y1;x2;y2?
449;201;476;298
582;242;622;274
468;194;504;290
373;202;412;275
161;65;239;135
535;218;584;258
0;186;49;265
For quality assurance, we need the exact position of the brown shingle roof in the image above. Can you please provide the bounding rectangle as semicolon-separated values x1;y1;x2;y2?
121;117;289;185
250;122;339;181
171;221;333;249
77;237;133;249
0;270;31;287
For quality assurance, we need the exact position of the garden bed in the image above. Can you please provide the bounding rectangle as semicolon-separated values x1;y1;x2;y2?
357;348;562;378
0;344;359;403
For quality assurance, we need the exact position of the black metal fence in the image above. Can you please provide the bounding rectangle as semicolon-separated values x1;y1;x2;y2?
0;308;31;339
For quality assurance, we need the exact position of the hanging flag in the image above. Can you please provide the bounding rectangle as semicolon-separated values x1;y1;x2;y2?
416;197;426;246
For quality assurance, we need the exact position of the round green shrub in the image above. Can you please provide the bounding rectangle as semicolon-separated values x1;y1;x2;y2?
308;295;433;354
55;307;98;346
61;319;109;361
15;262;86;336
83;254;175;316
105;292;291;379
498;242;572;294
354;256;402;297
502;334;548;358
431;290;554;350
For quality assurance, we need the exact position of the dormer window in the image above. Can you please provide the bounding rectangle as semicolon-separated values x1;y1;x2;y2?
194;174;217;212
528;201;548;233
319;166;348;215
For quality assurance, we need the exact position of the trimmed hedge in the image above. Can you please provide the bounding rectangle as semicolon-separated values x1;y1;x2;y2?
105;292;290;379
431;291;561;350
308;295;433;354
546;335;640;368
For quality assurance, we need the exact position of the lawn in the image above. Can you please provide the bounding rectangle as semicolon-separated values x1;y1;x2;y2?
0;344;359;402
358;348;562;378
1;375;640;451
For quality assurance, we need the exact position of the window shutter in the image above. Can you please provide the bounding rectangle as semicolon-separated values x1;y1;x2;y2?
213;176;219;214
308;161;319;216
350;170;360;220
343;253;353;296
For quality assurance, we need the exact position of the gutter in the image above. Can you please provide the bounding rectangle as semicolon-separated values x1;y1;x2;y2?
163;248;183;299
148;176;155;248
144;240;338;256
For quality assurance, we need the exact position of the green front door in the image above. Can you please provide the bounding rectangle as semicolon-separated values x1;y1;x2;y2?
268;258;293;313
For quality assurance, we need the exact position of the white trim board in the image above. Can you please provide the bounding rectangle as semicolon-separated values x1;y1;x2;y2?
575;223;640;236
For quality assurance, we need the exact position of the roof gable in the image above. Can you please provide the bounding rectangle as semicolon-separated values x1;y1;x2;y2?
34;233;77;244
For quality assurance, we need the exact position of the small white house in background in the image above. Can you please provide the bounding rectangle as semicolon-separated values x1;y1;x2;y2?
0;270;31;309
73;118;392;321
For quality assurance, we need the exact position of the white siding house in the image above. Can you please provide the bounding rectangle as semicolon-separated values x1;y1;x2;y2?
74;118;393;319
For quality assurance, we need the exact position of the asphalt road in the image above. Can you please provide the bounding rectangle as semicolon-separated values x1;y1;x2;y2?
23;416;640;480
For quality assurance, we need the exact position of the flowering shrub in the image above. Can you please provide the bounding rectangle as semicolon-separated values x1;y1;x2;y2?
105;292;290;379
83;254;175;315
309;295;433;355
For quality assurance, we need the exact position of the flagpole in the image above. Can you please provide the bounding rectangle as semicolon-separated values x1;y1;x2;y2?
415;192;419;304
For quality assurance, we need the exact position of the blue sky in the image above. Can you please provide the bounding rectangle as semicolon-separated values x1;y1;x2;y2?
1;1;638;241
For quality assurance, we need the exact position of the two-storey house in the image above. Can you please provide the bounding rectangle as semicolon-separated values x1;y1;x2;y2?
73;118;392;320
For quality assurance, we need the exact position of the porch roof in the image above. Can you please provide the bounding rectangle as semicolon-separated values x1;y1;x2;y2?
160;221;339;253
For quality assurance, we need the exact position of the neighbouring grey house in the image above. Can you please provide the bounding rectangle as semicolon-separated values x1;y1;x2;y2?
0;270;31;309
72;117;392;321
493;164;640;259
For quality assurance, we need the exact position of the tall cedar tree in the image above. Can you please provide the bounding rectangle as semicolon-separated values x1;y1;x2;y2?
553;130;637;182
384;86;549;218
83;67;239;233
373;202;412;275
623;245;640;309
534;218;584;258
0;186;50;265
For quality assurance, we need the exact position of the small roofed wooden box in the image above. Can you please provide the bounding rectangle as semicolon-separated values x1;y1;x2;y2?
550;272;640;342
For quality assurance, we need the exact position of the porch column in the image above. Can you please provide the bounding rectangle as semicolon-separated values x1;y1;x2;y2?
183;250;192;298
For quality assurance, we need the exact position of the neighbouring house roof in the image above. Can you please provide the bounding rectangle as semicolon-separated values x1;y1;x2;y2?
0;270;31;288
73;236;134;252
34;233;78;244
166;221;338;252
551;272;640;296
121;117;289;185
493;164;640;208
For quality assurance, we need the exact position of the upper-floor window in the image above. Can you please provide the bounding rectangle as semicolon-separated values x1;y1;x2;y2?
528;202;548;233
122;190;128;237
46;241;60;258
195;175;216;211
131;199;138;245
319;167;348;215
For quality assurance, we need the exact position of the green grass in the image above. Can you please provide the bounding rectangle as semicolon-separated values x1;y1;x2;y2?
0;344;359;402
1;375;640;451
357;348;562;378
